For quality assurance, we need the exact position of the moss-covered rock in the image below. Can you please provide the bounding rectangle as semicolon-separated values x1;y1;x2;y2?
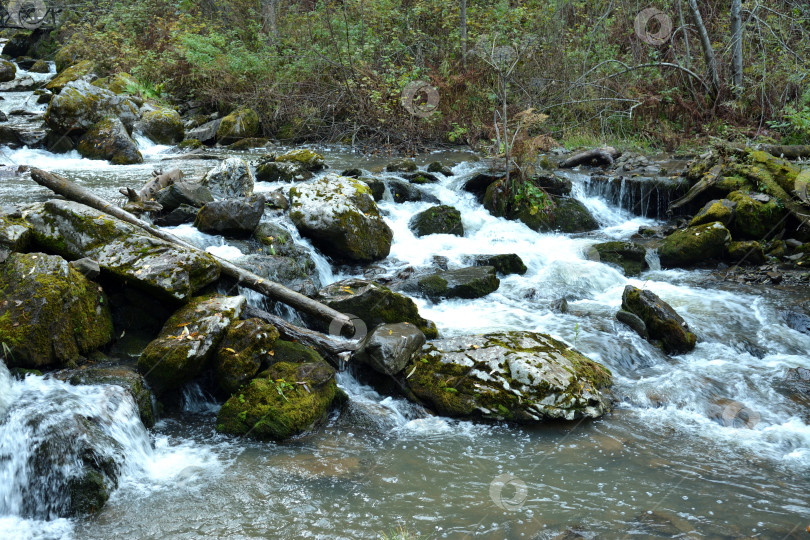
255;156;312;183
403;172;440;185
270;340;324;365
748;150;800;193
0;59;16;83
385;158;417;172
427;161;453;176
289;174;393;263
216;107;259;142
194;194;265;237
45;81;140;135
216;360;338;440
727;190;786;239
200;157;255;200
91;72;138;95
45;60;95;93
137;107;184;144
413;266;500;301
0;253;113;369
590;241;647;276
466;253;527;275
658;222;731;268
29;59;50;73
138;295;246;395
317;278;437;338
689;199;736;228
387;178;439;204
725;240;765;265
235;253;319;297
26;200;221;301
409;205;464;237
77;116;143;165
54;44;80;72
353;322;426;376
60;364;156;427
0;214;32;251
178;138;203;151
214;318;279;395
275;149;326;171
621;285;697;354
404;332;613;422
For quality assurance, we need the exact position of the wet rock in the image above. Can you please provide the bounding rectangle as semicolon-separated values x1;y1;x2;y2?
726;240;765;265
185;118;221;144
77;116;143;165
385;158;417;172
235;253;320;296
621;285;696;354
60;364;156;428
264;189;289;211
271;340;325;365
409;205;463;237
775;367;810;415
137;295;246;394
0;253;113;369
403;171;440;184
531;171;572;196
727;190;786;239
69;257;100;279
403;331;613;422
216;360;339;440
136;107;184;144
590;241;647;276
153;204;199;227
0;75;36;91
289;175;393;263
0;110;7;122
254;156;313;182
317;278;438;338
154;181;213;211
360;177;385;201
200;157;255;200
782;307;810;335
213;318;280;395
27;200;221;301
29;60;51;74
658;222;732;268
427;161;453;176
0;59;16;82
688;199;736;228
353;322;426;376
45;81;140;135
274;148;326;171
228;137;269;150
2;31;40;58
54;44;80;72
465;253;527;275
616;310;647;338
409;266;500;301
0;214;32;250
45;60;95;93
194;194;265;237
462;170;503;201
387;179;439;204
341;168;363;178
216;107;259;143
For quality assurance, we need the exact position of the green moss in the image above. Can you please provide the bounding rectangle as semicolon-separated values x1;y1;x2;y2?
727;190;785;239
217;107;259;142
658;222;731;267
45;60;94;92
270;340;323;365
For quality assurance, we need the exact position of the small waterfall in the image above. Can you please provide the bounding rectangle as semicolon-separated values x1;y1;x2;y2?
569;172;690;219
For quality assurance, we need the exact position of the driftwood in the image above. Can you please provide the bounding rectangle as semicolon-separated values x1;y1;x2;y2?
244;305;356;367
762;145;810;160
559;146;621;168
29;167;355;333
138;168;184;200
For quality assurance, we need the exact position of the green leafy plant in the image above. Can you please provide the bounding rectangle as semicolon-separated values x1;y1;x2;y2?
274;378;295;402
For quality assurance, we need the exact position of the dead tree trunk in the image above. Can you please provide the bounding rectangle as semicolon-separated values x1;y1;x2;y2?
29;168;355;333
460;0;467;64
730;0;743;92
687;0;720;99
559;147;621;168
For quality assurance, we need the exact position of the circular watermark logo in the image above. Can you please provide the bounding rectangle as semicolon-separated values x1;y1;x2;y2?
401;81;440;118
8;0;48;29
720;400;761;429
634;8;673;46
489;473;528;512
328;313;368;340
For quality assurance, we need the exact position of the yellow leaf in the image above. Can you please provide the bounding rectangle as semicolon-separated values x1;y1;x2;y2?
223;347;236;354
269;351;275;356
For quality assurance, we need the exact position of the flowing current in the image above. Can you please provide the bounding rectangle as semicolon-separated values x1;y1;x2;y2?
1;62;809;539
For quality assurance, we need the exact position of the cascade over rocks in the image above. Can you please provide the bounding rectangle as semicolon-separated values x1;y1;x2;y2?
213;318;280;395
403;331;613;422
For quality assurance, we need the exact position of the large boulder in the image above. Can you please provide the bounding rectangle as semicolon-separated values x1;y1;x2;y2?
255;158;313;183
404;332;613;422
44;60;95;93
465;253;527;275
54;44;80;72
590;241;647;276
353;322;426;376
688;199;736;228
45;81;140;135
200;158;255;200
194;194;265;237
213;318;280;395
289;175;393;263
216;107;259;142
408;266;500;301
0;59;16;83
0;253;113;369
154;181;213;212
385;158;417;172
409;205;464;237
317;278;437;338
726;240;765;265
274;148;326;171
26;200;221;301
387;179;439;204
136;107;184;144
727;190;786;239
658;222;732;268
185;118;221;144
621;285;697;354
216;360;339;440
137;295;246;394
77;116;143;165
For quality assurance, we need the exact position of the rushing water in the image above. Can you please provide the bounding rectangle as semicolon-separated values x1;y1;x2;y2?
1;59;809;539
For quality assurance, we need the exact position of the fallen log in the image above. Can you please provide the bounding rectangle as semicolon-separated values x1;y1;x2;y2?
559;146;621;168
243;305;356;367
29;167;355;333
667;162;723;214
761;145;810;160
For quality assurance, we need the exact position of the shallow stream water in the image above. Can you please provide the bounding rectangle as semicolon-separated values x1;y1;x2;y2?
1;60;809;539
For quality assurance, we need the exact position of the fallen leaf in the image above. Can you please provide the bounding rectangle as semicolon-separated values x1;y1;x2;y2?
223;347;236;354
